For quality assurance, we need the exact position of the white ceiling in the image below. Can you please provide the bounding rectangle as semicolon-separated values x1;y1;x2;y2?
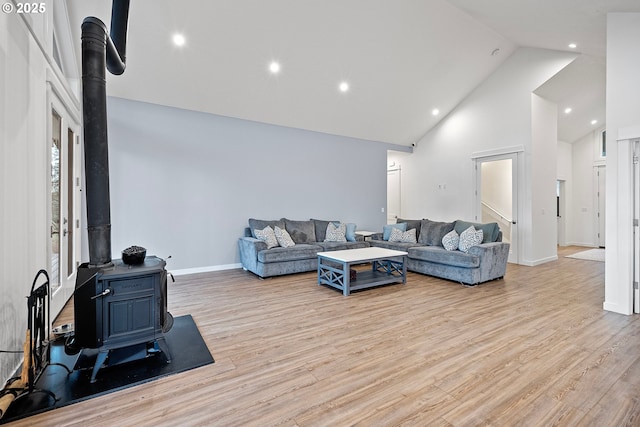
66;0;640;145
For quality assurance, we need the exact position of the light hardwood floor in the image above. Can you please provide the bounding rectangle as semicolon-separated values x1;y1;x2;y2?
9;246;640;426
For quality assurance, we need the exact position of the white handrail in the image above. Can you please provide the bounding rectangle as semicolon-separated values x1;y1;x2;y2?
482;201;511;223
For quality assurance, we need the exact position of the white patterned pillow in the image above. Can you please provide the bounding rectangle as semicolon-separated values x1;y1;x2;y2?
442;229;459;251
274;226;295;248
325;222;347;242
458;226;483;253
389;227;417;243
254;226;279;249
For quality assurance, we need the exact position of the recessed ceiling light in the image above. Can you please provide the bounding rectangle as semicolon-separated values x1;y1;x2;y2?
591;119;598;125
339;82;349;92
172;33;186;47
269;61;281;74
564;107;572;114
432;108;440;116
568;43;577;49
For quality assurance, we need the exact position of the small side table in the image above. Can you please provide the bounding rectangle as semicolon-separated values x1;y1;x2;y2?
355;230;377;242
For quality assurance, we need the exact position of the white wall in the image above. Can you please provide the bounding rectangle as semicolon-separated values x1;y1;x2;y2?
604;13;640;315
106;97;406;273
530;94;558;263
399;47;576;265
0;4;58;384
557;140;572;181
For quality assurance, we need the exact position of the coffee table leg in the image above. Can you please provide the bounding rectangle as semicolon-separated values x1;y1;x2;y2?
343;261;350;296
402;255;407;284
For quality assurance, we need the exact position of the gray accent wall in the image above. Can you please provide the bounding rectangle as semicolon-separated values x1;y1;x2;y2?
105;97;404;272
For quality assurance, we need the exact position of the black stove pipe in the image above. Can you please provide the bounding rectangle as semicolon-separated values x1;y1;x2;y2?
81;0;130;267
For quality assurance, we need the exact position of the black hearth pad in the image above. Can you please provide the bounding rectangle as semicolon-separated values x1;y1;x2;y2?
1;314;214;424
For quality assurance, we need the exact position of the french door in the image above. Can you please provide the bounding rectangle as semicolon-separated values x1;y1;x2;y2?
48;87;81;318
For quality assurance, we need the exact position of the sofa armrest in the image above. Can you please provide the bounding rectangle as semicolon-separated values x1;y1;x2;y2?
238;236;268;273
369;232;384;241
467;242;510;281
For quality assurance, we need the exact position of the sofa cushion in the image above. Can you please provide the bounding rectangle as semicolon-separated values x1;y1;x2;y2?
442;229;459;251
317;241;369;251
274;226;295;248
325;222;347;242
396;218;422;241
257;244;322;263
418;219;455;246
248;218;285;238
369;239;419;251
454;220;500;243
389;227;417;243
383;223;407;240
311;218;339;242
254;226;279;249
408;245;480;268
284;218;317;244
459;226;483;253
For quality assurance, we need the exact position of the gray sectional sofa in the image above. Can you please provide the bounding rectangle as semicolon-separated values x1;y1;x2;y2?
369;218;510;285
238;216;509;285
238;218;368;278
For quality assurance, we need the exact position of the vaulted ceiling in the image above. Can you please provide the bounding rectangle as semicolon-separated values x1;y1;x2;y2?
66;0;640;146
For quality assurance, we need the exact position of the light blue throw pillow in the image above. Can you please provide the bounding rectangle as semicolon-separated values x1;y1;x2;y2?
383;222;407;240
346;223;357;242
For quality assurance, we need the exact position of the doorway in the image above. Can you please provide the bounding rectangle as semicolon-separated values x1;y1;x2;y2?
49;89;81;318
475;153;519;264
557;180;566;246
595;166;606;248
387;167;401;224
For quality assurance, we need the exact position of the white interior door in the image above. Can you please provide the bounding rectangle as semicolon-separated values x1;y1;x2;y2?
475;153;519;264
596;166;606;248
387;168;401;224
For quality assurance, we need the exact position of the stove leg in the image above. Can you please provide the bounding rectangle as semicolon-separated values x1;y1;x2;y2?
90;350;109;383
156;338;171;363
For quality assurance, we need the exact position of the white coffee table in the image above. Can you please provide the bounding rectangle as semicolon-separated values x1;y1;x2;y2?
317;247;408;296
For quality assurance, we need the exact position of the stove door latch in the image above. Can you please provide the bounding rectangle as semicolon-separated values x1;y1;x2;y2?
91;288;112;300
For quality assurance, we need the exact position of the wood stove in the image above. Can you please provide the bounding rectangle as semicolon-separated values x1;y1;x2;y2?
72;257;172;383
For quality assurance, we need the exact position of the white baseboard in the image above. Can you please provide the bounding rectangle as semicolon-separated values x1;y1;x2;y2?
565;241;598;247
519;255;558;266
171;263;242;276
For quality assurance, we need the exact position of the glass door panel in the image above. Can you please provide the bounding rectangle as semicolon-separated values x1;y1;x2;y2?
51;109;62;292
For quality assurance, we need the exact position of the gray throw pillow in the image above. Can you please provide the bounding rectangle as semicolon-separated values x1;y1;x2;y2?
458;226;483;253
254;226;279;249
442;229;459;251
249;218;285;239
325;222;347;242
396;218;422;241
383;223;407;240
418;219;455;246
311;218;339;242
389;227;417;243
274;226;296;248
